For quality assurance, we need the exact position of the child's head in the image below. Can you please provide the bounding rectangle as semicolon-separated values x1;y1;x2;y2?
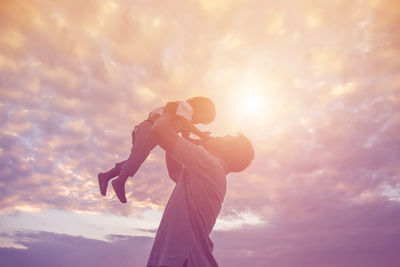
186;96;216;124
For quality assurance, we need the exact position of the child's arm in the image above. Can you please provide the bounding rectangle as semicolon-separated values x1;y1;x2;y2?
177;117;210;140
163;101;210;140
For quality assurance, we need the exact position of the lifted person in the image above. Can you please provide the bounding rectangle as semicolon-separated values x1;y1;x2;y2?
98;97;216;203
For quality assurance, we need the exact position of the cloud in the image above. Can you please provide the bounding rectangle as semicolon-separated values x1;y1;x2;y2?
213;199;400;267
0;231;153;267
1;0;400;265
3;209;400;267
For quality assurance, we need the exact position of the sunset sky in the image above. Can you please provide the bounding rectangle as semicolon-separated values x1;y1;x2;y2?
1;0;400;266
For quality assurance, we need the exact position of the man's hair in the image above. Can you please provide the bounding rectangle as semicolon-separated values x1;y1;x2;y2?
223;133;255;173
186;96;216;124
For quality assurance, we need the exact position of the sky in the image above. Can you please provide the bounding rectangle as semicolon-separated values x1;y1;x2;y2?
1;0;400;266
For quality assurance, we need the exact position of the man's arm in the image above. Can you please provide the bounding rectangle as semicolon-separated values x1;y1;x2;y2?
151;103;217;173
150;110;179;153
164;134;206;183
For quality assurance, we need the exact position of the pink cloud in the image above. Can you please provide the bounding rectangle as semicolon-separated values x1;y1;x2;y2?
1;0;400;265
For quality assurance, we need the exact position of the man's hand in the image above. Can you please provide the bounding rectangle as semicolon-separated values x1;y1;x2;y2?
181;129;190;139
198;131;211;141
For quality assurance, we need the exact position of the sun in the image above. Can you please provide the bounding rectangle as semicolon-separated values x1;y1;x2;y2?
240;95;263;115
214;80;274;132
233;86;269;121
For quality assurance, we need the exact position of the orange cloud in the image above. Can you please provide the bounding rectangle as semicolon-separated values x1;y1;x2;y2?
1;0;400;265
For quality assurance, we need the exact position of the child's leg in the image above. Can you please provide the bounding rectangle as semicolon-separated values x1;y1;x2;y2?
98;125;137;196
112;120;157;203
98;161;125;196
102;161;125;179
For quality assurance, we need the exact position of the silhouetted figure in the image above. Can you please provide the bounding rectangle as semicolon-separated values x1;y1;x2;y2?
146;104;254;267
98;97;216;203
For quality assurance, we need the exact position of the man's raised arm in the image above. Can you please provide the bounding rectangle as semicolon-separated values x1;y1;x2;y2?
150;106;179;153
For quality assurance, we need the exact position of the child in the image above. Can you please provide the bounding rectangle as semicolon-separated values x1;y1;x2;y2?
98;97;216;203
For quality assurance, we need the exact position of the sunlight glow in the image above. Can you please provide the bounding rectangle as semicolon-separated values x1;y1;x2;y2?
231;83;271;124
240;95;263;115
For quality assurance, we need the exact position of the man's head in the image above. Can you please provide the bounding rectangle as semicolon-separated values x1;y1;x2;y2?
203;133;255;173
186;97;216;125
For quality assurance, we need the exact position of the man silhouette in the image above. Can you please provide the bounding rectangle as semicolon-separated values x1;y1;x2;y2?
146;105;255;267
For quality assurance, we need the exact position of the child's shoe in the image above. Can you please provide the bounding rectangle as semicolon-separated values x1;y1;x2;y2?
112;179;127;203
98;173;109;196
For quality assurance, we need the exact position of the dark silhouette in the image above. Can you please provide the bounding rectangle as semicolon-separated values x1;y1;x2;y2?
146;104;254;267
98;97;216;203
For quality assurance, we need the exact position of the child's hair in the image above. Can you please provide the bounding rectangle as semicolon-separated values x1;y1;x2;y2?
186;96;216;124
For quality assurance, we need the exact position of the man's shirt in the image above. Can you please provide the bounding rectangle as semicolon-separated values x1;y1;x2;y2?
147;138;228;267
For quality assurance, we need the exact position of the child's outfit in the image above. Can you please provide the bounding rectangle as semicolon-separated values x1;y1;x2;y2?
98;101;194;196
